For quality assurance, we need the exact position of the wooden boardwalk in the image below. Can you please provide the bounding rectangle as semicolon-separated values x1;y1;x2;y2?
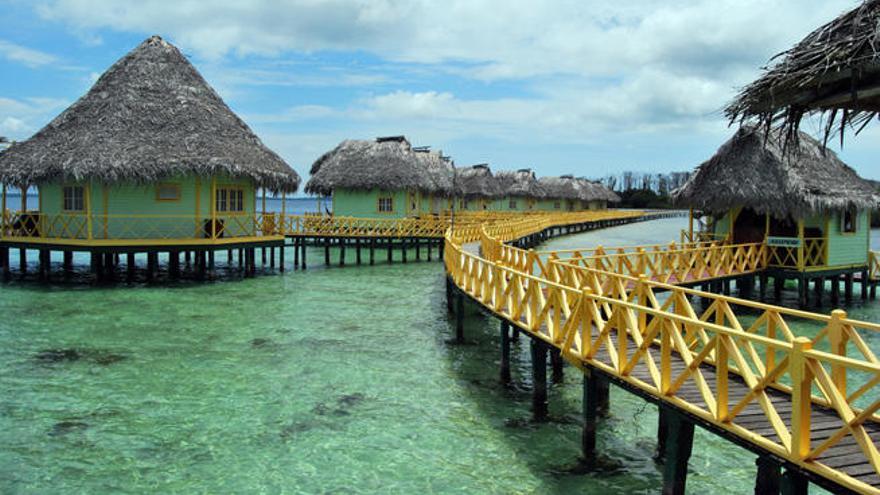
446;215;880;494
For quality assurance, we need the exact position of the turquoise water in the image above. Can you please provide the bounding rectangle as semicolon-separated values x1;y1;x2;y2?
1;217;877;493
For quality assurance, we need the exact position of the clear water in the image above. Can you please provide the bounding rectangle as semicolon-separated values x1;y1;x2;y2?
1;217;877;493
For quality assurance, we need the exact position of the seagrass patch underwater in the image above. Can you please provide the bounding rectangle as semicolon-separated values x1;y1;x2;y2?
1;216;875;494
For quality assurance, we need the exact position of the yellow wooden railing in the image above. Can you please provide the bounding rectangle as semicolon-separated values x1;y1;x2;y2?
447;216;880;495
0;210;527;244
766;238;828;270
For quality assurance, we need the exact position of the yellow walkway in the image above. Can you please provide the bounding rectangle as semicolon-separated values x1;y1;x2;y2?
445;213;880;494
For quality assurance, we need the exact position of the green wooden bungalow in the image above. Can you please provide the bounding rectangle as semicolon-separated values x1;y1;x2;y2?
575;177;620;211
536;175;582;211
0;35;300;246
306;136;452;218
493;168;545;212
454;164;502;212
673;126;879;277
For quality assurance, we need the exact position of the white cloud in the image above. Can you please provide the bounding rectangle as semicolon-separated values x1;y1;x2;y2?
0;97;70;139
0;40;57;67
31;0;857;133
23;0;880;177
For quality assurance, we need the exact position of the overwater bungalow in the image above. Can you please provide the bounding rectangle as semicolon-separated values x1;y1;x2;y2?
454;164;502;212
575;177;620;211
494;168;544;212
673;126;879;282
536;175;582;211
305;136;452;218
0;35;300;279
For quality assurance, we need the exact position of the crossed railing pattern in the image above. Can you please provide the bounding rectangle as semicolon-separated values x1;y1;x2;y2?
0;210;548;243
447;219;880;495
766;238;828;270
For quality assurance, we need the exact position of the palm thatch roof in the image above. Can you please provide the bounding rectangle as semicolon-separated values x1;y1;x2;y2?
672;126;879;218
455;164;502;198
416;148;455;196
306;136;451;196
576;177;621;203
0;35;300;192
495;168;547;198
538;175;582;200
726;1;880;143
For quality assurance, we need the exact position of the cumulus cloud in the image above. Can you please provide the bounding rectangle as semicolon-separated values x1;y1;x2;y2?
20;0;879;176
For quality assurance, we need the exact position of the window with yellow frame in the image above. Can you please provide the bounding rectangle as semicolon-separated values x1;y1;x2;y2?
216;187;245;212
377;195;394;213
156;183;181;202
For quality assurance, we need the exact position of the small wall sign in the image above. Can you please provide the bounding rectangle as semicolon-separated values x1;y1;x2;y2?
767;236;801;248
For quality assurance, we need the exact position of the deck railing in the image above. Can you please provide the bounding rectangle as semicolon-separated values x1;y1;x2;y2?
0;209;635;244
766;237;827;270
446;217;880;494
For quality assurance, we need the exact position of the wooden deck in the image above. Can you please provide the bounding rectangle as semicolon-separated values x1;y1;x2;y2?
447;215;880;494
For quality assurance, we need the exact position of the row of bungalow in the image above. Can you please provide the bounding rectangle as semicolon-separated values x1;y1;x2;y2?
305;136;620;218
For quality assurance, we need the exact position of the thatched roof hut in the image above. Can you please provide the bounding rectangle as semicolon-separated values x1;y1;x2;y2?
455;164;502;198
495;168;546;198
576;177;621;203
306;136;451;196
538;175;581;200
672;126;879;218
0;35;300;192
726;1;880;141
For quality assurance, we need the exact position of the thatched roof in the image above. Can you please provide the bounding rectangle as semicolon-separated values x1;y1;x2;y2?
672;126;879;217
0;36;300;192
306;136;451;195
495;168;546;198
538;175;582;200
726;1;880;142
576;177;621;203
455;164;502;198
417;148;454;196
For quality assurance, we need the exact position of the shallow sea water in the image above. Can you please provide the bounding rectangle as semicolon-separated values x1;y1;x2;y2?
1;217;877;494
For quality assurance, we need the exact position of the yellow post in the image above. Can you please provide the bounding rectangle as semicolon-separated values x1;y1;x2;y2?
210;176;217;239
716;335;729;422
660;317;671;395
102;183;108;239
790;337;813;460
636;247;646;276
281;192;286;235
85;182;93;240
828;309;848;394
797;219;805;271
637;274;648;331
194;177;201;237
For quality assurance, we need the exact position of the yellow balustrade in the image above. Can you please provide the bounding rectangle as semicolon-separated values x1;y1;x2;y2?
446;213;880;495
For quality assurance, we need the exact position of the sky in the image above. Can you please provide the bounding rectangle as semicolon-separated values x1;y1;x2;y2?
1;0;878;191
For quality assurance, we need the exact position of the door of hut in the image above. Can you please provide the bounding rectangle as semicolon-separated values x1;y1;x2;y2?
732;208;766;244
